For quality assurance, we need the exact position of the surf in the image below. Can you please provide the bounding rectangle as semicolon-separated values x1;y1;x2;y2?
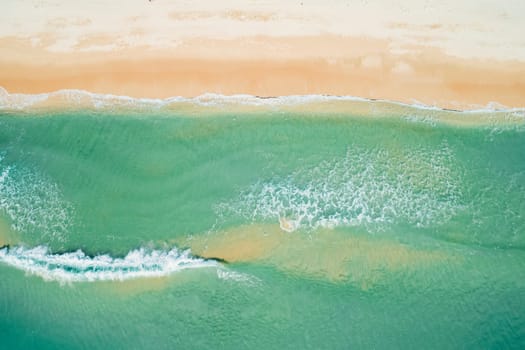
0;154;73;241
0;245;218;283
217;145;464;232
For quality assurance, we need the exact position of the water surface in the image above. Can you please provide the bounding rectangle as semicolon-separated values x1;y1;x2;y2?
1;101;524;349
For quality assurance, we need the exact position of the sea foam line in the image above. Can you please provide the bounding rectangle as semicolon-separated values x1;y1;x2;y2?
0;245;218;283
1;86;524;114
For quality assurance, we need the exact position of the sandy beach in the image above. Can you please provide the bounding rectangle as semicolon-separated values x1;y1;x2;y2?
1;0;525;109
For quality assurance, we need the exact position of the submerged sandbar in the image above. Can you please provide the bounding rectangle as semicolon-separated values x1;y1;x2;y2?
174;224;454;287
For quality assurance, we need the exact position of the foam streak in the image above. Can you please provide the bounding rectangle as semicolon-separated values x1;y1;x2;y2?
0;245;217;283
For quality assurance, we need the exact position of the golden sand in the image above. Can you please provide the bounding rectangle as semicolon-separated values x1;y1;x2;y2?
1;36;524;110
2;0;525;110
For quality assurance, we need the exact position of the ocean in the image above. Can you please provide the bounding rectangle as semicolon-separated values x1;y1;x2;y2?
0;93;524;349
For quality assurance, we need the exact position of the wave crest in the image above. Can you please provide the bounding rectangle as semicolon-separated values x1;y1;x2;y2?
0;245;217;283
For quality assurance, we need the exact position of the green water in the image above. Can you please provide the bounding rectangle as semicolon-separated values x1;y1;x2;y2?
1;108;524;349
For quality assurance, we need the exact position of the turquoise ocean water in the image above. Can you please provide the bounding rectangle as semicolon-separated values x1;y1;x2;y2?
0;95;524;349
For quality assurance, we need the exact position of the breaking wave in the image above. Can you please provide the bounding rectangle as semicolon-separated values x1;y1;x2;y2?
0;245;218;283
217;145;463;232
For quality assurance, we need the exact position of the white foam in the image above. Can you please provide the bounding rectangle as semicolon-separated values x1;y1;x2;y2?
217;145;463;232
0;245;217;283
0;89;369;111
1;87;524;115
0;155;73;240
404;114;438;127
216;268;261;286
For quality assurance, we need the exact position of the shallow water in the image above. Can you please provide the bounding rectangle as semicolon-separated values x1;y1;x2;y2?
0;105;524;349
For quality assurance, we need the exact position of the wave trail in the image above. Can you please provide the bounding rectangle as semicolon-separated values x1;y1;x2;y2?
217;145;464;232
0;245;217;283
0;155;73;241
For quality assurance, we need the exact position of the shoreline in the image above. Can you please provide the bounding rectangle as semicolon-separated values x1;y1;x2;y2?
1;87;524;127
